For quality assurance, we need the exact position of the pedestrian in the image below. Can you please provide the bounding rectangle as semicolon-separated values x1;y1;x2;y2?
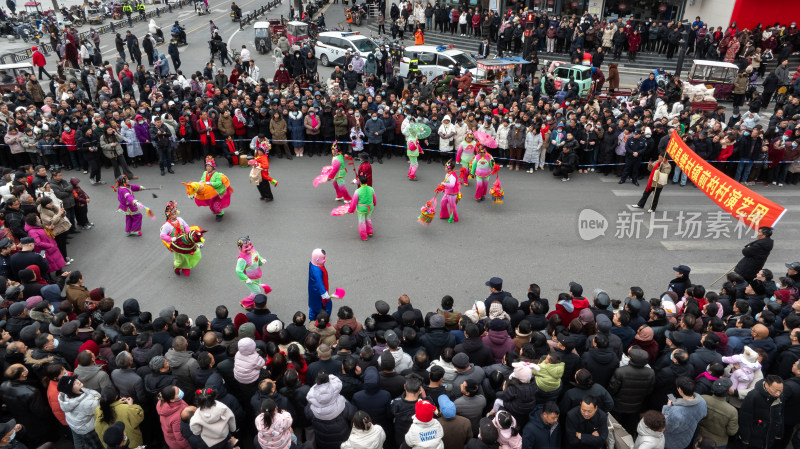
631;154;672;212
31;46;51;80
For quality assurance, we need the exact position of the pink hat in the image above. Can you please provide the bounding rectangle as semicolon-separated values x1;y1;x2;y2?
510;362;533;383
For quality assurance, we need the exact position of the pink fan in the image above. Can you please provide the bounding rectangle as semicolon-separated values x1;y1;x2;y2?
330;204;349;216
313;166;334;187
334;288;346;298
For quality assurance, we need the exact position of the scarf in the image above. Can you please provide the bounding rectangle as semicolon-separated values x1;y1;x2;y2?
311;114;318;128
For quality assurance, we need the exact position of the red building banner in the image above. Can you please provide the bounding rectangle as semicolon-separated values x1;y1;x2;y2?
665;130;787;230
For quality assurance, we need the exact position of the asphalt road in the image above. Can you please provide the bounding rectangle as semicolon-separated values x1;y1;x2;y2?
63;152;800;322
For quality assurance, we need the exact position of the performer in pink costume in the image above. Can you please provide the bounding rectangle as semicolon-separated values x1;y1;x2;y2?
436;160;461;223
456;131;478;185
327;142;352;202
471;146;497;201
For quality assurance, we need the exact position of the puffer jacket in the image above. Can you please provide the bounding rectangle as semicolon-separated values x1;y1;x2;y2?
255;410;293;449
496;124;510;149
580;347;619;388
189;401;236;447
307;374;346;420
352;367;392;428
496;380;537;420
738;380;784;447
58;388;101;435
482;330;516;364
608;347;655;414
157;399;191;449
697;394;738;447
304;396;357;449
633;418;665;449
341;424;387;449
662;394;707;449
405;417;444;449
233;337;264;384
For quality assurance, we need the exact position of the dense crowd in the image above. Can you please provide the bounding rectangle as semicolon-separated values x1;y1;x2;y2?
0;10;799;449
0;256;798;449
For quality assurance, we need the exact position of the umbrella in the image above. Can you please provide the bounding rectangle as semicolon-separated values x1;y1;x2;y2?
407;123;431;140
473;130;498;148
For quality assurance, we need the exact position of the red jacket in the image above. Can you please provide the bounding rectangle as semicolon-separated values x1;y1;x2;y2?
547;297;589;325
156;400;191;449
31;49;46;67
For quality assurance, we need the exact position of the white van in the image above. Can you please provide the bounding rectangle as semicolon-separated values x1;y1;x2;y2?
315;31;379;67
398;45;478;79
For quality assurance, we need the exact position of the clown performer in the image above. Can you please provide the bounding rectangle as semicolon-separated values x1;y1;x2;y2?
160;201;204;277
435;159;461;223
115;175;152;237
327;142;352;203
236;236;272;308
471;145;497;201
251;145;278;201
199;156;233;221
456;131;478;185
308;248;341;320
347;174;376;241
407;137;423;181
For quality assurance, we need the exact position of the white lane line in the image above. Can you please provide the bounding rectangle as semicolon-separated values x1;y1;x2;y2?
228;28;240;50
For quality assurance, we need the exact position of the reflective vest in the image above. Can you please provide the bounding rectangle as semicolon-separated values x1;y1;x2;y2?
136;3;145;11
409;59;419;72
122;5;132;12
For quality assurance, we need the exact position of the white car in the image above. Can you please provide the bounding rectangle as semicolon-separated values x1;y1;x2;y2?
398;45;478;80
315;31;379;67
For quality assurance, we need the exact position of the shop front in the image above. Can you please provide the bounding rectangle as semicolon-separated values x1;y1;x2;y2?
601;0;686;22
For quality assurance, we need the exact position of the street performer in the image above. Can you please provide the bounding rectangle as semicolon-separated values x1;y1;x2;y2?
631;154;672;213
308;248;341;320
115;175;151;237
160;201;205;277
436;159;461;223
197;156;233;221
236;236;272;308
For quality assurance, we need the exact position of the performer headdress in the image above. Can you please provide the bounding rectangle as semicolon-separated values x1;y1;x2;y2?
236;236;251;247
205;156;216;168
445;159;455;170
331;141;340;154
116;174;128;186
164;201;178;218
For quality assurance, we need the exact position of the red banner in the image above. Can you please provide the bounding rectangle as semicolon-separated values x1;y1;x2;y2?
665;130;787;230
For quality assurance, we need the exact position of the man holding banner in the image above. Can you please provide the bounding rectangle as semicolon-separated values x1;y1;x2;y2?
733;227;774;282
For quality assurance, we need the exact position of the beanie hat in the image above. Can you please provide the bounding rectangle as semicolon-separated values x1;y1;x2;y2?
103;422;126;447
429;314;445;329
57;375;78;394
415;399;436;423
25;296;44;310
452;352;470;369
266;320;283;333
238;322;256;340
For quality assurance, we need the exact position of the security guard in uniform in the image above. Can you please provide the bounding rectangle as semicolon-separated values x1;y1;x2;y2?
408;52;420;83
123;1;133;24
136;1;145;18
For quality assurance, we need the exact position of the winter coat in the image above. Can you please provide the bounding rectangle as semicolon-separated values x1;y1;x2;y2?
608;347;655;414
405;417;444;449
307;375;346;421
158;399;191;449
560;383;614;414
305;397;357;449
120;125;143;158
74;363;112;393
420;329;456;361
738;380;784;447
58;388;101;435
189;401;236;446
340;424;387;449
94;400;145;448
521;406;561;449
217;115;235;138
733;237;774;281
565;406;608;449
661;394;707;449
633;418;665;449
351;367;392;428
454;337;494;368
256;410;293;449
482;330;516;364
496;380;537;420
0;380;54;446
110;369;147;405
38;205;71;237
233;338;264;384
270;117;288;141
698;394;738;447
25;223;65;272
580;347;618;388
165;349;199;399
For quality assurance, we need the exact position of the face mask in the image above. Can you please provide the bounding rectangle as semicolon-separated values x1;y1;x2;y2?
783;136;789;140
310;112;315;116
372;117;378;121
83;118;89;123
794;142;799;148
178;389;185;399
8;432;14;442
209;102;214;106
49;305;54;312
137;120;143;124
355;113;360;117
515;124;521;128
493;103;498;107
744;132;750;136
64;127;70;131
52;338;60;348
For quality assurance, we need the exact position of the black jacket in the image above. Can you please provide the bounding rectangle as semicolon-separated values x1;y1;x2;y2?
305;400;357;449
565;406;608;449
454;337;494;367
352;367;392;427
0;380;56;447
521;406;561;449
607;347;654;414
580;347;618;388
420;329;456;360
688;347;723;378
734;237;774;281
739;380;784;446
